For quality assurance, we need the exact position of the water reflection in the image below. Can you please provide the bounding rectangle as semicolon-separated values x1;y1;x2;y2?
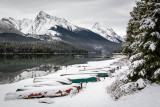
0;53;110;84
0;54;77;84
9;64;59;83
0;54;75;73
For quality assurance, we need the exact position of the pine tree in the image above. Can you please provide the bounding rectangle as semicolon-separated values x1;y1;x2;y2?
124;0;160;82
123;1;146;56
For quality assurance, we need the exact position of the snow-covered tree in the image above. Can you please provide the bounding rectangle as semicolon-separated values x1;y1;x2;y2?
123;1;146;56
124;0;160;82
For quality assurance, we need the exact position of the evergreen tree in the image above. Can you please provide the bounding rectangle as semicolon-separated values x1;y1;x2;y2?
124;0;160;82
123;1;146;56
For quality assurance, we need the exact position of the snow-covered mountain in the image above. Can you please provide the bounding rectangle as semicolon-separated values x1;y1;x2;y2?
0;11;121;51
92;22;123;43
2;11;77;41
1;11;123;43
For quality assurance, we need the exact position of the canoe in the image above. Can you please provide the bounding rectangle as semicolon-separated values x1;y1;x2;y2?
61;73;109;78
5;85;80;101
70;77;100;83
33;78;71;85
61;71;109;76
16;84;81;91
96;73;109;77
24;81;63;88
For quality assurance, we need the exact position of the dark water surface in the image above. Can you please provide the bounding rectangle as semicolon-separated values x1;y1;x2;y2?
0;53;112;84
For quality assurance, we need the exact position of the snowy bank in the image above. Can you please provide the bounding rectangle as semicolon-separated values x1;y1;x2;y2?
0;56;160;107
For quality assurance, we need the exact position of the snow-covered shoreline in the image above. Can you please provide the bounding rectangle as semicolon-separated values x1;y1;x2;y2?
0;56;160;107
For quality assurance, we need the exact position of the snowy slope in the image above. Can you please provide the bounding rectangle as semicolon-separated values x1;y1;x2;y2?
0;20;40;42
92;22;123;43
0;20;23;35
2;17;33;34
1;56;160;107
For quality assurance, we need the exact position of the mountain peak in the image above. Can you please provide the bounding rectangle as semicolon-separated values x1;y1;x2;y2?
93;22;112;31
94;22;103;26
93;22;102;28
92;22;123;43
39;11;47;15
37;11;51;19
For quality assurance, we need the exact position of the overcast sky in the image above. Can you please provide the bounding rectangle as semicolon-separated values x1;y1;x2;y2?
0;0;138;36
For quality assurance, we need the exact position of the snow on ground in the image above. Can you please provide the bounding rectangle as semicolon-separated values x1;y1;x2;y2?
0;56;160;107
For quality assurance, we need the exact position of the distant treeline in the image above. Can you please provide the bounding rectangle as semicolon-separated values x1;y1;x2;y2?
0;41;88;54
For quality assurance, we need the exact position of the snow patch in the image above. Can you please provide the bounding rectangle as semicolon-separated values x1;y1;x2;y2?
131;59;145;68
154;68;160;78
138;69;146;76
135;78;146;88
151;32;160;39
140;18;155;30
130;53;142;61
107;78;147;100
149;42;156;52
38;98;54;104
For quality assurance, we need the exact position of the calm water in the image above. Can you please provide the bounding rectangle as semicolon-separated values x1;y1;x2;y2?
0;53;112;84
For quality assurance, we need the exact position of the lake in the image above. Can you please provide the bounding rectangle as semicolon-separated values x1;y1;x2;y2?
0;53;112;84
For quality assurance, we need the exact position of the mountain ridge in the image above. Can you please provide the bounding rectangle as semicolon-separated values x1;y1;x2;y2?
0;11;122;52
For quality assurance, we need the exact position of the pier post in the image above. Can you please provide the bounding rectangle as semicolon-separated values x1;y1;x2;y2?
80;82;83;89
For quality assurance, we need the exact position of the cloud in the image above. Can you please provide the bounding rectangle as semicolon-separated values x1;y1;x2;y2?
0;0;137;36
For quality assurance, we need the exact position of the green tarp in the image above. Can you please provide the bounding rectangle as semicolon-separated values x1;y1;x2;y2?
71;77;98;83
16;89;27;92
